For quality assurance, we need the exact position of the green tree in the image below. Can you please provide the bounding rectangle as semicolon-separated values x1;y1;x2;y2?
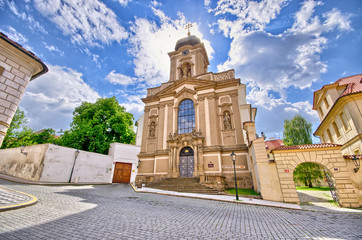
1;108;34;149
283;114;313;146
1;109;59;149
293;162;324;187
59;97;135;154
33;128;57;144
283;114;324;188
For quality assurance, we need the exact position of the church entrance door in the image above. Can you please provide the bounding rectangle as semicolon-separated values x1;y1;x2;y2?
179;147;194;177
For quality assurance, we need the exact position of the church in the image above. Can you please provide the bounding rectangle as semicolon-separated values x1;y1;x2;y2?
136;32;259;190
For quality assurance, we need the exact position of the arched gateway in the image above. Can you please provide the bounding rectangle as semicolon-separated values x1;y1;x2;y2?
179;147;194;177
271;144;359;208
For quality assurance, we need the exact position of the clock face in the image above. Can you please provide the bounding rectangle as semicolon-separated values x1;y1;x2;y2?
182;49;189;55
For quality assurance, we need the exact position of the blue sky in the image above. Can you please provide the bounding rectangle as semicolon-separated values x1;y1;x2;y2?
0;0;361;141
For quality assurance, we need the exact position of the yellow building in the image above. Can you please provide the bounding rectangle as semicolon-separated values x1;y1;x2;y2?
313;74;362;155
136;34;258;189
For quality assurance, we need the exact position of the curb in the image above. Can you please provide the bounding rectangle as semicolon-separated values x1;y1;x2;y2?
0;186;38;212
130;184;362;214
130;184;303;211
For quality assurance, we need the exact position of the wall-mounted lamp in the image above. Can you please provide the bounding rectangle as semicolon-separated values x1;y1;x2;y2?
352;155;360;173
137;159;141;168
20;145;28;155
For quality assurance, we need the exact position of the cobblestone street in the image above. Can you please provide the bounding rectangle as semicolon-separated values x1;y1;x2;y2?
0;179;361;240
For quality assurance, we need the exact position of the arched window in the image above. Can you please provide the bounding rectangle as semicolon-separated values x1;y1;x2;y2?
178;99;195;134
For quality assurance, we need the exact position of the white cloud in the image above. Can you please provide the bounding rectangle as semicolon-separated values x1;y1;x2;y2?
7;1;48;34
20;65;100;131
128;8;214;86
33;0;128;46
213;0;288;33
106;70;135;86
1;26;28;45
215;0;352;106
116;0;131;7
43;42;64;56
82;48;101;68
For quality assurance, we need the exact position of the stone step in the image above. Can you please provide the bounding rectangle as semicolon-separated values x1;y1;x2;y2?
146;178;220;194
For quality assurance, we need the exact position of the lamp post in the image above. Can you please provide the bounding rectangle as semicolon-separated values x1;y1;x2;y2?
352;155;360;173
230;151;239;200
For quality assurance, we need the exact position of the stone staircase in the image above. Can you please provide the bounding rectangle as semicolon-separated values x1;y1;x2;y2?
146;178;221;194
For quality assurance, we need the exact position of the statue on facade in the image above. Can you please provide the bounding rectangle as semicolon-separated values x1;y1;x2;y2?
181;63;191;78
149;121;156;138
223;111;232;130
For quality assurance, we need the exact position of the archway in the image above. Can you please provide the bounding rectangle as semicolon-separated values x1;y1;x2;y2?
179;146;194;177
272;144;359;208
293;162;338;207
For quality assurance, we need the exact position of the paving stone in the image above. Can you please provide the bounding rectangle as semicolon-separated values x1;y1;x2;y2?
0;179;361;240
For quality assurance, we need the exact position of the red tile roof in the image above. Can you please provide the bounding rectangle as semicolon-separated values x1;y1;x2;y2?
343;154;362;160
335;74;362;97
272;143;341;151
265;139;284;150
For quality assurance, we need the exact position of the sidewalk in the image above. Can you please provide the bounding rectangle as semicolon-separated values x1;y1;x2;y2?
0;185;37;211
133;185;362;213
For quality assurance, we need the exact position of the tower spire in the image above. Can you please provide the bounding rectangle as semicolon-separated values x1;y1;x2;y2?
185;23;193;37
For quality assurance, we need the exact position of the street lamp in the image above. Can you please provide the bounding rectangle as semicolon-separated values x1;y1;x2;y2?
230;151;239;200
352;155;360;173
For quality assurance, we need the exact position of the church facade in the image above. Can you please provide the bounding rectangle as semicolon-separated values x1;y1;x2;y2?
136;34;258;189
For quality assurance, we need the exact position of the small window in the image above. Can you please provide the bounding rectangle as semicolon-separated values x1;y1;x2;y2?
339;112;349;131
323;98;329;109
353;149;360;155
319;107;324;117
326;129;333;143
332;122;341;138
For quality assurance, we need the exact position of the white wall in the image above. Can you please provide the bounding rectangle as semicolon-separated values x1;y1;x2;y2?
109;142;141;183
40;145;78;182
71;151;113;183
135;114;144;146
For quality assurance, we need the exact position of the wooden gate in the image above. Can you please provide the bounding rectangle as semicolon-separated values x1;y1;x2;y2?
112;162;132;183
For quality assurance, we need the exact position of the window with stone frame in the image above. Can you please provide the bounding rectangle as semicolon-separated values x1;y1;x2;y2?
332;121;341;138
339;112;350;131
178;99;195;134
326;129;333;143
323;98;330;109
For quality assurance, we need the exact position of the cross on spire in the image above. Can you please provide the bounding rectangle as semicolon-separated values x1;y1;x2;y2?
185;23;193;36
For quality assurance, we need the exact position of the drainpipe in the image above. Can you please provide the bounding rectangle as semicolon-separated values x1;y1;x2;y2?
69;150;80;183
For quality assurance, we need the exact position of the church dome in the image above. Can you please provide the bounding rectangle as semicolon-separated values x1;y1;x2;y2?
175;35;201;51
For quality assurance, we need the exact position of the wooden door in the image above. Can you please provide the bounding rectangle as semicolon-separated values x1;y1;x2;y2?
112;162;132;183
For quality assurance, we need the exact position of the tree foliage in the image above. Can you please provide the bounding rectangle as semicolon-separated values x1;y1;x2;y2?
1;109;57;149
283;114;312;146
58;97;135;154
293;162;324;188
283;114;324;188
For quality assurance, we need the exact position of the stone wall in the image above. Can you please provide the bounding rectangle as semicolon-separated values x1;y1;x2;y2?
0;144;113;183
273;147;360;208
0;144;48;181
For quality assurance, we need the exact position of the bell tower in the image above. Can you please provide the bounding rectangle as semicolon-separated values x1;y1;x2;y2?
168;28;209;82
